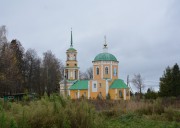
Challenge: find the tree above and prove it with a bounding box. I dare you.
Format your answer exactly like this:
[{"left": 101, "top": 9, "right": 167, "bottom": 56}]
[
  {"left": 159, "top": 63, "right": 180, "bottom": 97},
  {"left": 23, "top": 49, "right": 42, "bottom": 94},
  {"left": 0, "top": 25, "right": 8, "bottom": 96},
  {"left": 41, "top": 51, "right": 63, "bottom": 96},
  {"left": 0, "top": 39, "right": 25, "bottom": 95},
  {"left": 131, "top": 74, "right": 145, "bottom": 99},
  {"left": 9, "top": 39, "right": 25, "bottom": 93},
  {"left": 80, "top": 67, "right": 93, "bottom": 80},
  {"left": 144, "top": 88, "right": 158, "bottom": 99}
]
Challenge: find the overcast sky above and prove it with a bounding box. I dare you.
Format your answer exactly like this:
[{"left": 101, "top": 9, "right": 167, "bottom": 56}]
[{"left": 1, "top": 0, "right": 180, "bottom": 92}]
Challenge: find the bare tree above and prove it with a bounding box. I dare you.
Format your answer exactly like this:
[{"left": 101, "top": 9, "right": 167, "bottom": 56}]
[
  {"left": 23, "top": 49, "right": 41, "bottom": 93},
  {"left": 131, "top": 73, "right": 145, "bottom": 99},
  {"left": 0, "top": 25, "right": 7, "bottom": 45},
  {"left": 80, "top": 67, "right": 93, "bottom": 80}
]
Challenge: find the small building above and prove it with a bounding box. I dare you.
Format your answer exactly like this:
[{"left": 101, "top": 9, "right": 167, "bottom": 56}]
[{"left": 3, "top": 93, "right": 35, "bottom": 102}]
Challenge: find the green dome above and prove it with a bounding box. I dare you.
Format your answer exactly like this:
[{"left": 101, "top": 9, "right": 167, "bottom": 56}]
[
  {"left": 67, "top": 47, "right": 76, "bottom": 51},
  {"left": 94, "top": 53, "right": 117, "bottom": 62}
]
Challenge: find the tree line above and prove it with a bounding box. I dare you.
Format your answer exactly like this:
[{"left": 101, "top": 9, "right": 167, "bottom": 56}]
[
  {"left": 132, "top": 63, "right": 180, "bottom": 99},
  {"left": 1, "top": 25, "right": 179, "bottom": 98},
  {"left": 0, "top": 25, "right": 93, "bottom": 97},
  {"left": 0, "top": 25, "right": 63, "bottom": 96}
]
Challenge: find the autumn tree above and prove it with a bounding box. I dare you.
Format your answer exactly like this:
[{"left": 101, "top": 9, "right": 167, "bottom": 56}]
[
  {"left": 0, "top": 26, "right": 8, "bottom": 95},
  {"left": 23, "top": 49, "right": 42, "bottom": 94},
  {"left": 41, "top": 51, "right": 63, "bottom": 96},
  {"left": 131, "top": 73, "right": 145, "bottom": 99}
]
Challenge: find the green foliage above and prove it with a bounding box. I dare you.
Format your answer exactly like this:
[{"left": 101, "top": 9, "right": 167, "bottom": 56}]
[
  {"left": 0, "top": 111, "right": 6, "bottom": 128},
  {"left": 160, "top": 63, "right": 180, "bottom": 97},
  {"left": 144, "top": 88, "right": 158, "bottom": 99},
  {"left": 119, "top": 112, "right": 140, "bottom": 123},
  {"left": 107, "top": 114, "right": 180, "bottom": 128},
  {"left": 10, "top": 118, "right": 18, "bottom": 128}
]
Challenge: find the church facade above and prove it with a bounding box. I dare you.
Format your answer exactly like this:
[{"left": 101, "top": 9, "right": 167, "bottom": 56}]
[{"left": 60, "top": 31, "right": 130, "bottom": 100}]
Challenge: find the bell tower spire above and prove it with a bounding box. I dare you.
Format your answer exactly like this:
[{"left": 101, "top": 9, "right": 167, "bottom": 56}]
[{"left": 70, "top": 28, "right": 73, "bottom": 47}]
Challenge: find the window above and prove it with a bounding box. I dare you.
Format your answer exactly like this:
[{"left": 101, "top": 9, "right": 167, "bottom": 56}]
[
  {"left": 94, "top": 84, "right": 96, "bottom": 88},
  {"left": 105, "top": 67, "right": 108, "bottom": 74},
  {"left": 67, "top": 64, "right": 69, "bottom": 66},
  {"left": 119, "top": 90, "right": 123, "bottom": 98},
  {"left": 113, "top": 68, "right": 117, "bottom": 76},
  {"left": 99, "top": 83, "right": 102, "bottom": 88},
  {"left": 75, "top": 64, "right": 77, "bottom": 66},
  {"left": 96, "top": 67, "right": 99, "bottom": 75}
]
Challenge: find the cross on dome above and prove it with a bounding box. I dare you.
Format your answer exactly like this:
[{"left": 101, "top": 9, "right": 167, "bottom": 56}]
[{"left": 103, "top": 35, "right": 108, "bottom": 53}]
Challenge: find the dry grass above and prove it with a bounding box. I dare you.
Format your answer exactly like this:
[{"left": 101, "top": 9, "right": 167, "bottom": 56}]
[{"left": 0, "top": 95, "right": 179, "bottom": 128}]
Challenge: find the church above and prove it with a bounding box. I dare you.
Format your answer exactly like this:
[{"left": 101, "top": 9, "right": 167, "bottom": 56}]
[{"left": 60, "top": 30, "right": 130, "bottom": 100}]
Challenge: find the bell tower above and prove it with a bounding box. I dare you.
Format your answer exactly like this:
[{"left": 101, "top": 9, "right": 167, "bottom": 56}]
[{"left": 64, "top": 29, "right": 79, "bottom": 80}]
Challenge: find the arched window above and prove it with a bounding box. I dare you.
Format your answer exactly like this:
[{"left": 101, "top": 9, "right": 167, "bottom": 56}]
[
  {"left": 96, "top": 67, "right": 99, "bottom": 75},
  {"left": 105, "top": 67, "right": 108, "bottom": 74}
]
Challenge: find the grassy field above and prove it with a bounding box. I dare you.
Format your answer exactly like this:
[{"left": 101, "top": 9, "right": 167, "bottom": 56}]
[{"left": 0, "top": 94, "right": 180, "bottom": 128}]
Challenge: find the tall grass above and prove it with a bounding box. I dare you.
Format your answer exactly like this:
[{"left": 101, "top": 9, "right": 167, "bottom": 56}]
[
  {"left": 0, "top": 95, "right": 179, "bottom": 128},
  {"left": 0, "top": 94, "right": 106, "bottom": 128}
]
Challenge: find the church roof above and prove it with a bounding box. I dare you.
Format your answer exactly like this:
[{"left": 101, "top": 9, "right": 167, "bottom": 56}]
[
  {"left": 69, "top": 80, "right": 88, "bottom": 90},
  {"left": 93, "top": 52, "right": 118, "bottom": 62},
  {"left": 110, "top": 79, "right": 129, "bottom": 89},
  {"left": 67, "top": 47, "right": 76, "bottom": 51}
]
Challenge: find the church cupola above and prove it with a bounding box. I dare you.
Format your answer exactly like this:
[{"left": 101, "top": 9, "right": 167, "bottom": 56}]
[{"left": 92, "top": 36, "right": 119, "bottom": 80}]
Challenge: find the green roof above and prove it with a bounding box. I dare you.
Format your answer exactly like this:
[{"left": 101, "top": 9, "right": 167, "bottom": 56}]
[
  {"left": 94, "top": 53, "right": 117, "bottom": 62},
  {"left": 69, "top": 80, "right": 88, "bottom": 90},
  {"left": 110, "top": 79, "right": 129, "bottom": 89},
  {"left": 67, "top": 47, "right": 76, "bottom": 51}
]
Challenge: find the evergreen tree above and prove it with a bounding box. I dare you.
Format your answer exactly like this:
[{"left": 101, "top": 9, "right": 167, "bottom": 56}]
[
  {"left": 172, "top": 63, "right": 180, "bottom": 96},
  {"left": 144, "top": 88, "right": 158, "bottom": 99},
  {"left": 159, "top": 63, "right": 180, "bottom": 97}
]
